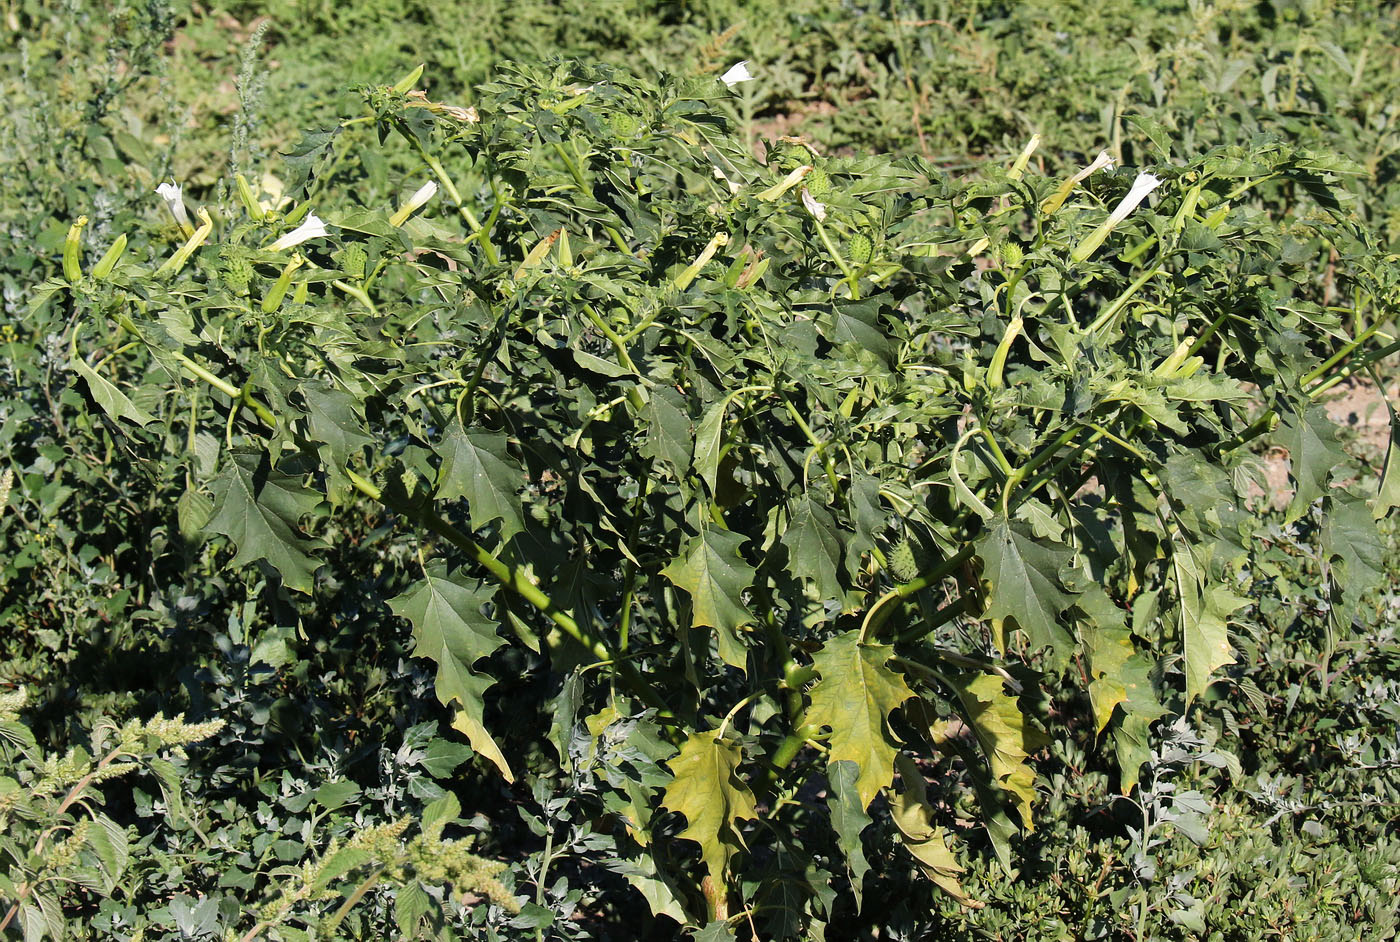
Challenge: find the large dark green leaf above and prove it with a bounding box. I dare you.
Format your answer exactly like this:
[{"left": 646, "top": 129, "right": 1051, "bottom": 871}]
[
  {"left": 780, "top": 496, "right": 844, "bottom": 602},
  {"left": 826, "top": 760, "right": 872, "bottom": 909},
  {"left": 435, "top": 420, "right": 526, "bottom": 541},
  {"left": 389, "top": 563, "right": 511, "bottom": 779},
  {"left": 301, "top": 380, "right": 373, "bottom": 494},
  {"left": 1277, "top": 402, "right": 1346, "bottom": 521},
  {"left": 661, "top": 528, "right": 755, "bottom": 670},
  {"left": 976, "top": 518, "right": 1075, "bottom": 664},
  {"left": 207, "top": 449, "right": 325, "bottom": 593}
]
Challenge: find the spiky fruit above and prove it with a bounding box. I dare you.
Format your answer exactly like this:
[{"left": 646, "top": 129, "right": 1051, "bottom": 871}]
[
  {"left": 889, "top": 537, "right": 919, "bottom": 583},
  {"left": 609, "top": 112, "right": 640, "bottom": 139},
  {"left": 805, "top": 168, "right": 832, "bottom": 199},
  {"left": 848, "top": 232, "right": 873, "bottom": 264},
  {"left": 223, "top": 254, "right": 254, "bottom": 293},
  {"left": 338, "top": 243, "right": 367, "bottom": 279}
]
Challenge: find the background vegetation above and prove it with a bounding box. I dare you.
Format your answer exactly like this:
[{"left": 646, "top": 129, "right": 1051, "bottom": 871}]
[{"left": 1, "top": 0, "right": 1398, "bottom": 938}]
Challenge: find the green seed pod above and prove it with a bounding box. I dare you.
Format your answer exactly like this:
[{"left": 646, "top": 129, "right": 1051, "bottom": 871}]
[
  {"left": 999, "top": 241, "right": 1024, "bottom": 269},
  {"left": 338, "top": 243, "right": 367, "bottom": 280},
  {"left": 848, "top": 232, "right": 873, "bottom": 264},
  {"left": 889, "top": 537, "right": 919, "bottom": 583},
  {"left": 223, "top": 253, "right": 254, "bottom": 293},
  {"left": 91, "top": 234, "right": 128, "bottom": 281},
  {"left": 805, "top": 168, "right": 831, "bottom": 200},
  {"left": 609, "top": 112, "right": 640, "bottom": 139}
]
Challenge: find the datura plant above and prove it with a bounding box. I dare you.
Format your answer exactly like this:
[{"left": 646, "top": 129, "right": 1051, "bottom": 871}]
[{"left": 44, "top": 59, "right": 1398, "bottom": 932}]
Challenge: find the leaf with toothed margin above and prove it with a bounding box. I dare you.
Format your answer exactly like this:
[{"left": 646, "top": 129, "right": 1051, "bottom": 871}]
[
  {"left": 976, "top": 517, "right": 1076, "bottom": 666},
  {"left": 807, "top": 630, "right": 915, "bottom": 810},
  {"left": 389, "top": 563, "right": 512, "bottom": 780},
  {"left": 207, "top": 449, "right": 325, "bottom": 593},
  {"left": 435, "top": 420, "right": 526, "bottom": 541},
  {"left": 660, "top": 730, "right": 756, "bottom": 887},
  {"left": 661, "top": 527, "right": 755, "bottom": 670}
]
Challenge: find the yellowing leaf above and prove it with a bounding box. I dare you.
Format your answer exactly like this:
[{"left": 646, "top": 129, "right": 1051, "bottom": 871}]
[
  {"left": 660, "top": 730, "right": 757, "bottom": 886},
  {"left": 1173, "top": 542, "right": 1247, "bottom": 703},
  {"left": 889, "top": 754, "right": 980, "bottom": 907},
  {"left": 949, "top": 673, "right": 1047, "bottom": 830},
  {"left": 807, "top": 631, "right": 915, "bottom": 810}
]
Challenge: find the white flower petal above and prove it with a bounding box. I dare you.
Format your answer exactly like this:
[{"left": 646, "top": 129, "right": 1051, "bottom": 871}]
[
  {"left": 268, "top": 213, "right": 329, "bottom": 251},
  {"left": 720, "top": 61, "right": 754, "bottom": 87},
  {"left": 1071, "top": 151, "right": 1115, "bottom": 185},
  {"left": 408, "top": 180, "right": 438, "bottom": 205},
  {"left": 156, "top": 181, "right": 191, "bottom": 230},
  {"left": 800, "top": 187, "right": 827, "bottom": 221},
  {"left": 1107, "top": 171, "right": 1163, "bottom": 226}
]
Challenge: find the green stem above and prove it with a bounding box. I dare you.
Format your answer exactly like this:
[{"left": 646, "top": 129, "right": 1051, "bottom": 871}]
[
  {"left": 860, "top": 545, "right": 977, "bottom": 642},
  {"left": 551, "top": 140, "right": 629, "bottom": 254},
  {"left": 175, "top": 353, "right": 277, "bottom": 428},
  {"left": 418, "top": 150, "right": 481, "bottom": 232},
  {"left": 894, "top": 595, "right": 976, "bottom": 645},
  {"left": 1306, "top": 336, "right": 1400, "bottom": 394},
  {"left": 781, "top": 396, "right": 842, "bottom": 497},
  {"left": 331, "top": 280, "right": 378, "bottom": 315},
  {"left": 476, "top": 177, "right": 505, "bottom": 266},
  {"left": 1001, "top": 424, "right": 1085, "bottom": 514},
  {"left": 581, "top": 304, "right": 647, "bottom": 411},
  {"left": 321, "top": 866, "right": 385, "bottom": 934},
  {"left": 813, "top": 217, "right": 859, "bottom": 299},
  {"left": 1086, "top": 263, "right": 1165, "bottom": 336},
  {"left": 978, "top": 423, "right": 1015, "bottom": 476}
]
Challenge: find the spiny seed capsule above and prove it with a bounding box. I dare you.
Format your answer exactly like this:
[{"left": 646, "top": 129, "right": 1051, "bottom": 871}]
[
  {"left": 889, "top": 537, "right": 919, "bottom": 583},
  {"left": 223, "top": 255, "right": 254, "bottom": 292},
  {"left": 339, "top": 243, "right": 367, "bottom": 279},
  {"left": 609, "top": 112, "right": 640, "bottom": 138},
  {"left": 999, "top": 242, "right": 1024, "bottom": 268},
  {"left": 805, "top": 168, "right": 832, "bottom": 199},
  {"left": 848, "top": 232, "right": 873, "bottom": 264}
]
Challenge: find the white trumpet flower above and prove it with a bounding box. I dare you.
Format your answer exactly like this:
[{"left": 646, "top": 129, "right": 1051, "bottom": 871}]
[
  {"left": 1106, "top": 171, "right": 1163, "bottom": 226},
  {"left": 156, "top": 182, "right": 193, "bottom": 236},
  {"left": 800, "top": 187, "right": 827, "bottom": 221},
  {"left": 720, "top": 61, "right": 754, "bottom": 88},
  {"left": 1041, "top": 151, "right": 1115, "bottom": 215},
  {"left": 1071, "top": 171, "right": 1164, "bottom": 262},
  {"left": 267, "top": 213, "right": 329, "bottom": 251},
  {"left": 390, "top": 180, "right": 439, "bottom": 227},
  {"left": 1073, "top": 151, "right": 1116, "bottom": 185}
]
